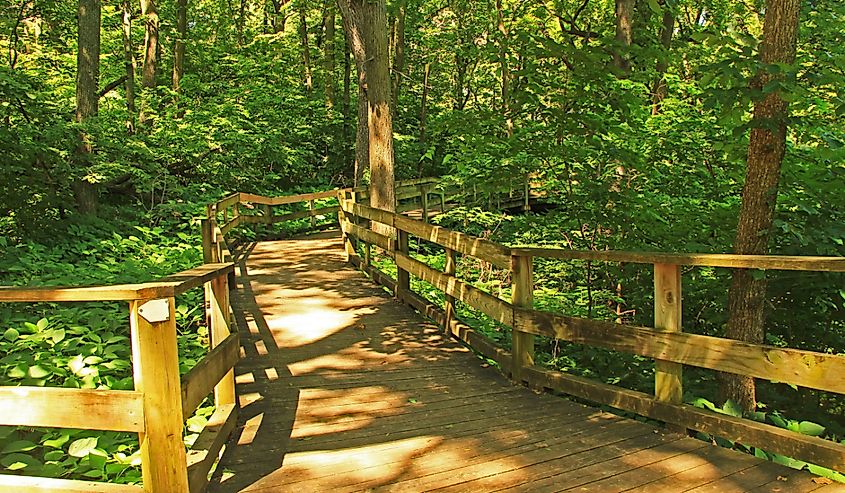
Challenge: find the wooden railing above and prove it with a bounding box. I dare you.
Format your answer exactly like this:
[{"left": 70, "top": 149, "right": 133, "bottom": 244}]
[
  {"left": 204, "top": 176, "right": 535, "bottom": 237},
  {"left": 336, "top": 197, "right": 845, "bottom": 475},
  {"left": 0, "top": 263, "right": 237, "bottom": 493}
]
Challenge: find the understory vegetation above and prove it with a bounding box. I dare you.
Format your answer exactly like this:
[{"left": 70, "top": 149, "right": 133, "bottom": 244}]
[{"left": 2, "top": 0, "right": 844, "bottom": 485}]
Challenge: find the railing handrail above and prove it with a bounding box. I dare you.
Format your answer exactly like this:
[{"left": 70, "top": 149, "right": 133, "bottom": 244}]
[{"left": 0, "top": 263, "right": 234, "bottom": 302}]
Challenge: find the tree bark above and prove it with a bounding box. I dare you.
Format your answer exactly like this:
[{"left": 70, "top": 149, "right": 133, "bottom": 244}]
[
  {"left": 651, "top": 5, "right": 674, "bottom": 114},
  {"left": 496, "top": 0, "right": 512, "bottom": 136},
  {"left": 139, "top": 0, "right": 158, "bottom": 125},
  {"left": 717, "top": 0, "right": 801, "bottom": 414},
  {"left": 342, "top": 33, "right": 352, "bottom": 177},
  {"left": 613, "top": 0, "right": 634, "bottom": 75},
  {"left": 74, "top": 0, "right": 100, "bottom": 214},
  {"left": 299, "top": 4, "right": 313, "bottom": 93},
  {"left": 172, "top": 0, "right": 187, "bottom": 117},
  {"left": 237, "top": 0, "right": 247, "bottom": 44},
  {"left": 419, "top": 62, "right": 430, "bottom": 145},
  {"left": 360, "top": 0, "right": 395, "bottom": 217},
  {"left": 121, "top": 0, "right": 136, "bottom": 132},
  {"left": 390, "top": 0, "right": 405, "bottom": 116},
  {"left": 323, "top": 3, "right": 336, "bottom": 109},
  {"left": 337, "top": 0, "right": 394, "bottom": 216},
  {"left": 337, "top": 0, "right": 368, "bottom": 186}
]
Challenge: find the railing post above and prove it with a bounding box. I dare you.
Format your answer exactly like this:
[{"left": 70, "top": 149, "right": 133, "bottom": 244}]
[
  {"left": 201, "top": 219, "right": 213, "bottom": 264},
  {"left": 210, "top": 275, "right": 236, "bottom": 408},
  {"left": 444, "top": 247, "right": 457, "bottom": 333},
  {"left": 523, "top": 175, "right": 531, "bottom": 211},
  {"left": 511, "top": 253, "right": 535, "bottom": 382},
  {"left": 309, "top": 199, "right": 315, "bottom": 229},
  {"left": 654, "top": 263, "right": 683, "bottom": 405},
  {"left": 396, "top": 229, "right": 410, "bottom": 297},
  {"left": 130, "top": 296, "right": 189, "bottom": 493},
  {"left": 420, "top": 186, "right": 429, "bottom": 223},
  {"left": 337, "top": 191, "right": 355, "bottom": 262}
]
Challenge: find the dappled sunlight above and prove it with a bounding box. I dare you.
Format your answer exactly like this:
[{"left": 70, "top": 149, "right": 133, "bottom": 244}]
[
  {"left": 232, "top": 436, "right": 444, "bottom": 492},
  {"left": 265, "top": 307, "right": 357, "bottom": 348},
  {"left": 289, "top": 386, "right": 409, "bottom": 438},
  {"left": 288, "top": 345, "right": 412, "bottom": 375}
]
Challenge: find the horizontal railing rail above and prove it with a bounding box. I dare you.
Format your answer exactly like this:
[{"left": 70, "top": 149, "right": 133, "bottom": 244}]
[{"left": 336, "top": 198, "right": 845, "bottom": 474}]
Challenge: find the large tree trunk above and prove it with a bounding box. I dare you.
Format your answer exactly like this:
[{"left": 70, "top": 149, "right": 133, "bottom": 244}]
[
  {"left": 299, "top": 4, "right": 313, "bottom": 93},
  {"left": 337, "top": 0, "right": 395, "bottom": 216},
  {"left": 121, "top": 0, "right": 136, "bottom": 133},
  {"left": 651, "top": 5, "right": 674, "bottom": 114},
  {"left": 717, "top": 0, "right": 801, "bottom": 414},
  {"left": 613, "top": 0, "right": 634, "bottom": 75},
  {"left": 173, "top": 0, "right": 187, "bottom": 94},
  {"left": 323, "top": 4, "right": 336, "bottom": 109},
  {"left": 139, "top": 0, "right": 158, "bottom": 125},
  {"left": 359, "top": 0, "right": 394, "bottom": 215},
  {"left": 74, "top": 0, "right": 100, "bottom": 214},
  {"left": 390, "top": 0, "right": 405, "bottom": 116}
]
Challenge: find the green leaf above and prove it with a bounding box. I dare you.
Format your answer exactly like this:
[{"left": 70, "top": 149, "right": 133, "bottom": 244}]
[
  {"left": 7, "top": 364, "right": 26, "bottom": 379},
  {"left": 2, "top": 440, "right": 38, "bottom": 454},
  {"left": 42, "top": 433, "right": 70, "bottom": 449},
  {"left": 722, "top": 399, "right": 743, "bottom": 417},
  {"left": 647, "top": 0, "right": 662, "bottom": 14},
  {"left": 68, "top": 437, "right": 99, "bottom": 458},
  {"left": 28, "top": 365, "right": 51, "bottom": 379},
  {"left": 1, "top": 453, "right": 41, "bottom": 471},
  {"left": 36, "top": 318, "right": 49, "bottom": 331},
  {"left": 797, "top": 421, "right": 826, "bottom": 437},
  {"left": 2, "top": 328, "right": 19, "bottom": 342}
]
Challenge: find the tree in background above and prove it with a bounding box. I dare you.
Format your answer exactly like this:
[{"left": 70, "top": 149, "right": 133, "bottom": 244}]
[
  {"left": 74, "top": 0, "right": 101, "bottom": 214},
  {"left": 718, "top": 0, "right": 802, "bottom": 413}
]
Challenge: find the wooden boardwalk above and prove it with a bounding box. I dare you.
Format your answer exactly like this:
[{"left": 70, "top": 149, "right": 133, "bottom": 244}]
[{"left": 210, "top": 232, "right": 843, "bottom": 493}]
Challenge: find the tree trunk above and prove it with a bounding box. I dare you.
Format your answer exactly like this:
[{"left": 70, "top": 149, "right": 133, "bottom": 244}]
[
  {"left": 651, "top": 5, "right": 674, "bottom": 114},
  {"left": 139, "top": 0, "right": 158, "bottom": 125},
  {"left": 172, "top": 0, "right": 187, "bottom": 117},
  {"left": 390, "top": 0, "right": 405, "bottom": 116},
  {"left": 237, "top": 0, "right": 247, "bottom": 44},
  {"left": 270, "top": 0, "right": 290, "bottom": 33},
  {"left": 613, "top": 0, "right": 634, "bottom": 75},
  {"left": 342, "top": 33, "right": 352, "bottom": 177},
  {"left": 337, "top": 0, "right": 394, "bottom": 216},
  {"left": 717, "top": 0, "right": 801, "bottom": 414},
  {"left": 299, "top": 4, "right": 313, "bottom": 93},
  {"left": 360, "top": 0, "right": 395, "bottom": 217},
  {"left": 496, "top": 0, "right": 512, "bottom": 136},
  {"left": 74, "top": 0, "right": 100, "bottom": 214},
  {"left": 419, "top": 62, "right": 430, "bottom": 145},
  {"left": 323, "top": 4, "right": 336, "bottom": 109},
  {"left": 337, "top": 0, "right": 368, "bottom": 186},
  {"left": 121, "top": 0, "right": 136, "bottom": 132}
]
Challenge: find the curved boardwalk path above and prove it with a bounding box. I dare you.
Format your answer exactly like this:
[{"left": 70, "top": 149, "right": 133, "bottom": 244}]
[{"left": 210, "top": 232, "right": 842, "bottom": 493}]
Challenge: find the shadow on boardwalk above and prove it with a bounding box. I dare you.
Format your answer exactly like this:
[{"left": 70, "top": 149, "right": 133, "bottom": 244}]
[{"left": 209, "top": 232, "right": 841, "bottom": 493}]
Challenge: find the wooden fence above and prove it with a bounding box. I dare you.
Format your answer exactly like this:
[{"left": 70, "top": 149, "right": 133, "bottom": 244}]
[
  {"left": 336, "top": 197, "right": 845, "bottom": 475},
  {"left": 0, "top": 262, "right": 237, "bottom": 493}
]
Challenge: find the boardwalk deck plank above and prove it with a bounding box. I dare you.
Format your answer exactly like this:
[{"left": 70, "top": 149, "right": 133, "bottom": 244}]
[{"left": 210, "top": 233, "right": 840, "bottom": 493}]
